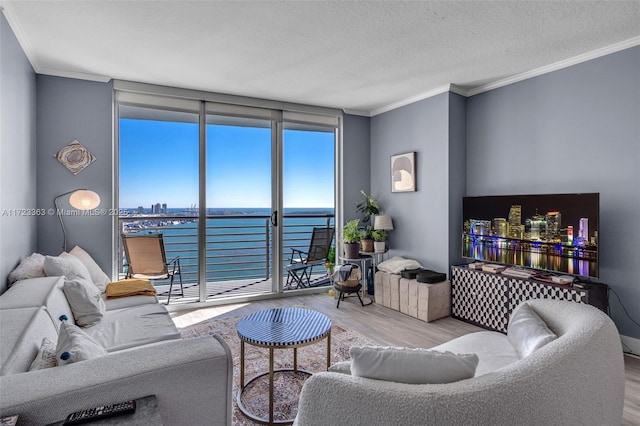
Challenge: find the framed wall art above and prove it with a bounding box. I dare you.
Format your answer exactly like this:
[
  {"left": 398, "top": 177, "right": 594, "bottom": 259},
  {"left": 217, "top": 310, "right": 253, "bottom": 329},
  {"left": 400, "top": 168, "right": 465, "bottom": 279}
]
[
  {"left": 54, "top": 140, "right": 96, "bottom": 175},
  {"left": 391, "top": 151, "right": 416, "bottom": 192}
]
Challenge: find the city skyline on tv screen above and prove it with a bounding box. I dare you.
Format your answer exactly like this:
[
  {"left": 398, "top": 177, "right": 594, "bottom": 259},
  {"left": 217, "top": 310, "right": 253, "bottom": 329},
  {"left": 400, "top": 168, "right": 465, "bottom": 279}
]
[{"left": 462, "top": 193, "right": 599, "bottom": 277}]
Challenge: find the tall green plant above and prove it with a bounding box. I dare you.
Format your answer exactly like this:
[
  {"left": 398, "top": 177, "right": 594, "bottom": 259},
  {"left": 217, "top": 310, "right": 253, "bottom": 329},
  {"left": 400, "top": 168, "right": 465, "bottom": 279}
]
[
  {"left": 342, "top": 219, "right": 361, "bottom": 244},
  {"left": 356, "top": 190, "right": 380, "bottom": 225}
]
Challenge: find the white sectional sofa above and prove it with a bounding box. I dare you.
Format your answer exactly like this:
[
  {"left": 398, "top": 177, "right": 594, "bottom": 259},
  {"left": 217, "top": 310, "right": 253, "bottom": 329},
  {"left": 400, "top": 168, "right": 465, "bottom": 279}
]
[
  {"left": 294, "top": 299, "right": 625, "bottom": 426},
  {"left": 0, "top": 276, "right": 233, "bottom": 425}
]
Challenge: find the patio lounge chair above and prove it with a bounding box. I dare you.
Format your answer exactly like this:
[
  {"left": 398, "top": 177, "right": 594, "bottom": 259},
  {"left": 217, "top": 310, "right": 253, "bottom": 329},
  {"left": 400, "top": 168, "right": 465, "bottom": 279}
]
[
  {"left": 285, "top": 227, "right": 335, "bottom": 289},
  {"left": 121, "top": 233, "right": 183, "bottom": 304}
]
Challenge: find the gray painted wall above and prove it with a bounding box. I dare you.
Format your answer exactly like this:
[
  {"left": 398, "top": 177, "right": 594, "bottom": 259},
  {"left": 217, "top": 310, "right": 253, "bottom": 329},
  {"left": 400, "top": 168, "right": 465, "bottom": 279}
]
[
  {"left": 448, "top": 92, "right": 467, "bottom": 268},
  {"left": 342, "top": 113, "right": 371, "bottom": 223},
  {"left": 0, "top": 14, "right": 37, "bottom": 293},
  {"left": 370, "top": 92, "right": 452, "bottom": 273},
  {"left": 466, "top": 46, "right": 640, "bottom": 338},
  {"left": 36, "top": 76, "right": 113, "bottom": 276}
]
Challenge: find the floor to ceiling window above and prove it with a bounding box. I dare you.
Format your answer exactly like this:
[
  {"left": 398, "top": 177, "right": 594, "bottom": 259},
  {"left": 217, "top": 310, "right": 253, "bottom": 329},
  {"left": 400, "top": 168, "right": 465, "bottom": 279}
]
[{"left": 115, "top": 88, "right": 340, "bottom": 304}]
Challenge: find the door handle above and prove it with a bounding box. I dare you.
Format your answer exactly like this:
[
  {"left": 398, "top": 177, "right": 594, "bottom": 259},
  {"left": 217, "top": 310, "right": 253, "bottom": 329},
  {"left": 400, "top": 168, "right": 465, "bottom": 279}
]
[{"left": 271, "top": 210, "right": 278, "bottom": 227}]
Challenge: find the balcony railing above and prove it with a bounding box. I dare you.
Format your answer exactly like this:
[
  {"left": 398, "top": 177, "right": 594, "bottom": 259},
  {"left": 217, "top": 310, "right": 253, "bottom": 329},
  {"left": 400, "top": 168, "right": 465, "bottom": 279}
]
[{"left": 118, "top": 213, "right": 334, "bottom": 293}]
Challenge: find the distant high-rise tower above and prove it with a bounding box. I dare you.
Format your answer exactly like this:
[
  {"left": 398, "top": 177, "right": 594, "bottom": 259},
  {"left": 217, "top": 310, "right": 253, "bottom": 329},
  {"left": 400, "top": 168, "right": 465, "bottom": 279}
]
[
  {"left": 579, "top": 218, "right": 589, "bottom": 240},
  {"left": 155, "top": 203, "right": 161, "bottom": 214},
  {"left": 508, "top": 205, "right": 523, "bottom": 239},
  {"left": 494, "top": 218, "right": 508, "bottom": 237},
  {"left": 162, "top": 203, "right": 168, "bottom": 214},
  {"left": 545, "top": 211, "right": 561, "bottom": 240}
]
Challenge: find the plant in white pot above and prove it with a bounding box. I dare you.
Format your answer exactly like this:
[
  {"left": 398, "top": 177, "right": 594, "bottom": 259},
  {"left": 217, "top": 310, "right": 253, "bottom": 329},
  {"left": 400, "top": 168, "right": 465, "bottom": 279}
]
[
  {"left": 372, "top": 229, "right": 387, "bottom": 253},
  {"left": 342, "top": 219, "right": 361, "bottom": 259}
]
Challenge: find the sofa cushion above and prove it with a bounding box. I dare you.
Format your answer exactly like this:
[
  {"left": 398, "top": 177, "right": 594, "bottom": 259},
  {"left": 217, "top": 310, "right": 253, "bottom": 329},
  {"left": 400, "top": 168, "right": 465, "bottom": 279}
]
[
  {"left": 69, "top": 246, "right": 111, "bottom": 292},
  {"left": 63, "top": 278, "right": 106, "bottom": 327},
  {"left": 56, "top": 320, "right": 108, "bottom": 365},
  {"left": 0, "top": 307, "right": 58, "bottom": 375},
  {"left": 349, "top": 345, "right": 478, "bottom": 384},
  {"left": 7, "top": 253, "right": 46, "bottom": 286},
  {"left": 432, "top": 330, "right": 520, "bottom": 376},
  {"left": 508, "top": 302, "right": 557, "bottom": 358},
  {"left": 28, "top": 337, "right": 57, "bottom": 371},
  {"left": 0, "top": 276, "right": 75, "bottom": 327},
  {"left": 44, "top": 252, "right": 92, "bottom": 283},
  {"left": 85, "top": 304, "right": 181, "bottom": 352}
]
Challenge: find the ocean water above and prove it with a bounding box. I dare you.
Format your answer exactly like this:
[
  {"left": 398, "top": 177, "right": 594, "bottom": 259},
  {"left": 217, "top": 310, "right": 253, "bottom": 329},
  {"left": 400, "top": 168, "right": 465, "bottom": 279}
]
[{"left": 122, "top": 207, "right": 335, "bottom": 285}]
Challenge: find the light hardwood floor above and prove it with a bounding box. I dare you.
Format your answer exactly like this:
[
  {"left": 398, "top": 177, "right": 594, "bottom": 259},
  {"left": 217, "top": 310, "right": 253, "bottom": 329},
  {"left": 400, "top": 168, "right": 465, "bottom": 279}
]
[{"left": 171, "top": 293, "right": 640, "bottom": 425}]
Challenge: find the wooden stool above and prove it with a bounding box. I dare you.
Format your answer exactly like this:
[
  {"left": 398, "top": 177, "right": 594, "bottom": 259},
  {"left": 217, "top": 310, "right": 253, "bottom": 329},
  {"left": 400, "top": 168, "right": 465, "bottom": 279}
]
[{"left": 334, "top": 280, "right": 364, "bottom": 308}]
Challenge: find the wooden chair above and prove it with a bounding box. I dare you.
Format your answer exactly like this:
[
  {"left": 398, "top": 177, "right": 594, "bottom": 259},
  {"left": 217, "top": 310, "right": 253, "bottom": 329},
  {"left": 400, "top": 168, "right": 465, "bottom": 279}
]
[{"left": 121, "top": 233, "right": 183, "bottom": 304}]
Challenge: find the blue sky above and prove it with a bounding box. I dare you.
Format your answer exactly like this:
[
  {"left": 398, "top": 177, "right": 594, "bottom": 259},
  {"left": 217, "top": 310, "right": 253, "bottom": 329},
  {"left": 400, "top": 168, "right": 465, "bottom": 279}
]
[{"left": 119, "top": 119, "right": 335, "bottom": 209}]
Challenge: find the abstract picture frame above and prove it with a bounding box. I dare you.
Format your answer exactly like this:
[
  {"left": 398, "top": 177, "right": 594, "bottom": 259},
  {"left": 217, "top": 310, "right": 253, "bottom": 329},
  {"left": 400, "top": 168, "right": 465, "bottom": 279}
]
[{"left": 391, "top": 151, "right": 416, "bottom": 192}]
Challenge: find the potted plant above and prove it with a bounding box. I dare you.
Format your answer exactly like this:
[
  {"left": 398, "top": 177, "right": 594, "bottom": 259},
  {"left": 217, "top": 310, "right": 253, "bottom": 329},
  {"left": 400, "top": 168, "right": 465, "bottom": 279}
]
[
  {"left": 342, "top": 219, "right": 361, "bottom": 259},
  {"left": 324, "top": 246, "right": 335, "bottom": 274},
  {"left": 372, "top": 229, "right": 387, "bottom": 252},
  {"left": 356, "top": 190, "right": 380, "bottom": 252}
]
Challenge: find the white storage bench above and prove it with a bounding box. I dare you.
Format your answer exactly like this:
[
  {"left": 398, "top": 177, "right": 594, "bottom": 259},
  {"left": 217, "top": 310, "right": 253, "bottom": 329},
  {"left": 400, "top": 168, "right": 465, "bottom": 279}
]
[{"left": 374, "top": 271, "right": 451, "bottom": 322}]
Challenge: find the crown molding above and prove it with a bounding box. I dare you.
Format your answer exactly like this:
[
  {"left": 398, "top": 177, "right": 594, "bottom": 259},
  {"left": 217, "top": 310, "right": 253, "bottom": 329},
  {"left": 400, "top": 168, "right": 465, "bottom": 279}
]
[
  {"left": 370, "top": 36, "right": 640, "bottom": 115},
  {"left": 370, "top": 84, "right": 455, "bottom": 117},
  {"left": 37, "top": 67, "right": 111, "bottom": 83},
  {"left": 1, "top": 2, "right": 39, "bottom": 71},
  {"left": 466, "top": 36, "right": 640, "bottom": 97},
  {"left": 342, "top": 109, "right": 371, "bottom": 117}
]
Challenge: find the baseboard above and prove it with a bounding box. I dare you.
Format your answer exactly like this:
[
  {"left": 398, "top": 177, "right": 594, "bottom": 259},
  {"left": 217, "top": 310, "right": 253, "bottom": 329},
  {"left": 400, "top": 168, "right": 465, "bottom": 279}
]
[{"left": 621, "top": 335, "right": 640, "bottom": 357}]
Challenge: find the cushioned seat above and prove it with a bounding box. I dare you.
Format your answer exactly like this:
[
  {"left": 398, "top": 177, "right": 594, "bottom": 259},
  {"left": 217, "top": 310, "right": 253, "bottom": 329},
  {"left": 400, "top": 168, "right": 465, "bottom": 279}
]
[
  {"left": 0, "top": 307, "right": 58, "bottom": 375},
  {"left": 85, "top": 304, "right": 181, "bottom": 352}
]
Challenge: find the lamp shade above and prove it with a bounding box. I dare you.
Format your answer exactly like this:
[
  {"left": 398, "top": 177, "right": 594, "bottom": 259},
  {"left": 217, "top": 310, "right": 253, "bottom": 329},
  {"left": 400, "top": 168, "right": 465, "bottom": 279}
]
[
  {"left": 69, "top": 190, "right": 101, "bottom": 210},
  {"left": 374, "top": 215, "right": 394, "bottom": 231}
]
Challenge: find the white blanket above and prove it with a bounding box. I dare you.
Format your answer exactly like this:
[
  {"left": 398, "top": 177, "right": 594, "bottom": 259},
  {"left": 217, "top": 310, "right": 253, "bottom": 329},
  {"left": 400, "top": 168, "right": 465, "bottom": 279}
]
[{"left": 377, "top": 256, "right": 422, "bottom": 274}]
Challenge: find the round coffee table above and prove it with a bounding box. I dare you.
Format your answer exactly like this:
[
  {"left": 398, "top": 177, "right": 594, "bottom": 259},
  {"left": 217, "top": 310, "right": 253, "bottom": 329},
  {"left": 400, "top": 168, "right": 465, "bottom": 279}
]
[{"left": 236, "top": 307, "right": 332, "bottom": 425}]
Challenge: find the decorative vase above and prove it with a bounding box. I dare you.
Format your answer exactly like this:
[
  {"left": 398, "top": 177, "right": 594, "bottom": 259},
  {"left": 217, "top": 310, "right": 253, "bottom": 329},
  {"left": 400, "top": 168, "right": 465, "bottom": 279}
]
[
  {"left": 344, "top": 242, "right": 360, "bottom": 259},
  {"left": 361, "top": 238, "right": 374, "bottom": 253},
  {"left": 374, "top": 241, "right": 386, "bottom": 252}
]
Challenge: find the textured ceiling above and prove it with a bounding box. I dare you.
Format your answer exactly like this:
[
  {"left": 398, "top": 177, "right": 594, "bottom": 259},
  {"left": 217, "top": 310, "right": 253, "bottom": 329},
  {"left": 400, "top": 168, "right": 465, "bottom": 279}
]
[{"left": 3, "top": 1, "right": 640, "bottom": 115}]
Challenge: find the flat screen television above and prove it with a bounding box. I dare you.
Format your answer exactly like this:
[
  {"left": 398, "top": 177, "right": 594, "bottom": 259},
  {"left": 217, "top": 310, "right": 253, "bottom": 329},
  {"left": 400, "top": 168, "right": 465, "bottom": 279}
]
[{"left": 462, "top": 193, "right": 599, "bottom": 278}]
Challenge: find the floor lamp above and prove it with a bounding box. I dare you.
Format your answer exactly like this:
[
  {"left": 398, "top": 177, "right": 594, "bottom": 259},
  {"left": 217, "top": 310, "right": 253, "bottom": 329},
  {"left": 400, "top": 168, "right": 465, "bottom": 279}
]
[{"left": 55, "top": 189, "right": 101, "bottom": 252}]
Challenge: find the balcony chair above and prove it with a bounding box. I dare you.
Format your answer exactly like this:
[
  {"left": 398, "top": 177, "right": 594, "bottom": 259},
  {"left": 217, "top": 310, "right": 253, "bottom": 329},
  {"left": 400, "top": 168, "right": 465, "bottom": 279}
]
[
  {"left": 285, "top": 227, "right": 335, "bottom": 289},
  {"left": 121, "top": 233, "right": 183, "bottom": 304}
]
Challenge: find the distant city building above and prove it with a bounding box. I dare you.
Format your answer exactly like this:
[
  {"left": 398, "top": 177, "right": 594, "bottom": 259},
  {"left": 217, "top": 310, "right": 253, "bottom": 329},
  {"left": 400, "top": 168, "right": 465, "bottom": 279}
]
[
  {"left": 137, "top": 206, "right": 144, "bottom": 214},
  {"left": 469, "top": 219, "right": 491, "bottom": 235},
  {"left": 579, "top": 218, "right": 589, "bottom": 241},
  {"left": 154, "top": 203, "right": 161, "bottom": 214},
  {"left": 493, "top": 218, "right": 507, "bottom": 237},
  {"left": 545, "top": 211, "right": 561, "bottom": 241},
  {"left": 526, "top": 214, "right": 546, "bottom": 240},
  {"left": 507, "top": 205, "right": 523, "bottom": 239},
  {"left": 162, "top": 203, "right": 168, "bottom": 214}
]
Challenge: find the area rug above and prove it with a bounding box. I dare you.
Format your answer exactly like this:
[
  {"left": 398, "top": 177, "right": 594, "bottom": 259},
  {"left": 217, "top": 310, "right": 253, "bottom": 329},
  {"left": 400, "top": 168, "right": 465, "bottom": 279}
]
[{"left": 178, "top": 314, "right": 375, "bottom": 425}]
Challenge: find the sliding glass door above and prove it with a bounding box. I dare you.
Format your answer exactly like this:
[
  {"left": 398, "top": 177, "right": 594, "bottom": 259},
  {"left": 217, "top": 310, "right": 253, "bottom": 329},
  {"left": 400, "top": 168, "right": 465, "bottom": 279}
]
[
  {"left": 282, "top": 123, "right": 336, "bottom": 290},
  {"left": 205, "top": 114, "right": 275, "bottom": 298},
  {"left": 116, "top": 89, "right": 339, "bottom": 304}
]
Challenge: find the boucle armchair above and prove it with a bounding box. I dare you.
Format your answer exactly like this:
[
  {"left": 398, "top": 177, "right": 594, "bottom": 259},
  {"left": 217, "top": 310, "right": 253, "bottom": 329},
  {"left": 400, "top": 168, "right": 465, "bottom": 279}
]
[{"left": 294, "top": 299, "right": 625, "bottom": 426}]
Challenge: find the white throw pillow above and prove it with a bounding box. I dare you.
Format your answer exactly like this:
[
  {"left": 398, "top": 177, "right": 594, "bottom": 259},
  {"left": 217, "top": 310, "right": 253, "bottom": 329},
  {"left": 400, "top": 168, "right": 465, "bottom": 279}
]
[
  {"left": 44, "top": 252, "right": 92, "bottom": 282},
  {"left": 7, "top": 253, "right": 46, "bottom": 286},
  {"left": 56, "top": 319, "right": 107, "bottom": 365},
  {"left": 69, "top": 246, "right": 110, "bottom": 292},
  {"left": 28, "top": 337, "right": 58, "bottom": 371},
  {"left": 377, "top": 256, "right": 423, "bottom": 274},
  {"left": 63, "top": 278, "right": 106, "bottom": 327},
  {"left": 349, "top": 346, "right": 478, "bottom": 384},
  {"left": 507, "top": 303, "right": 557, "bottom": 358}
]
